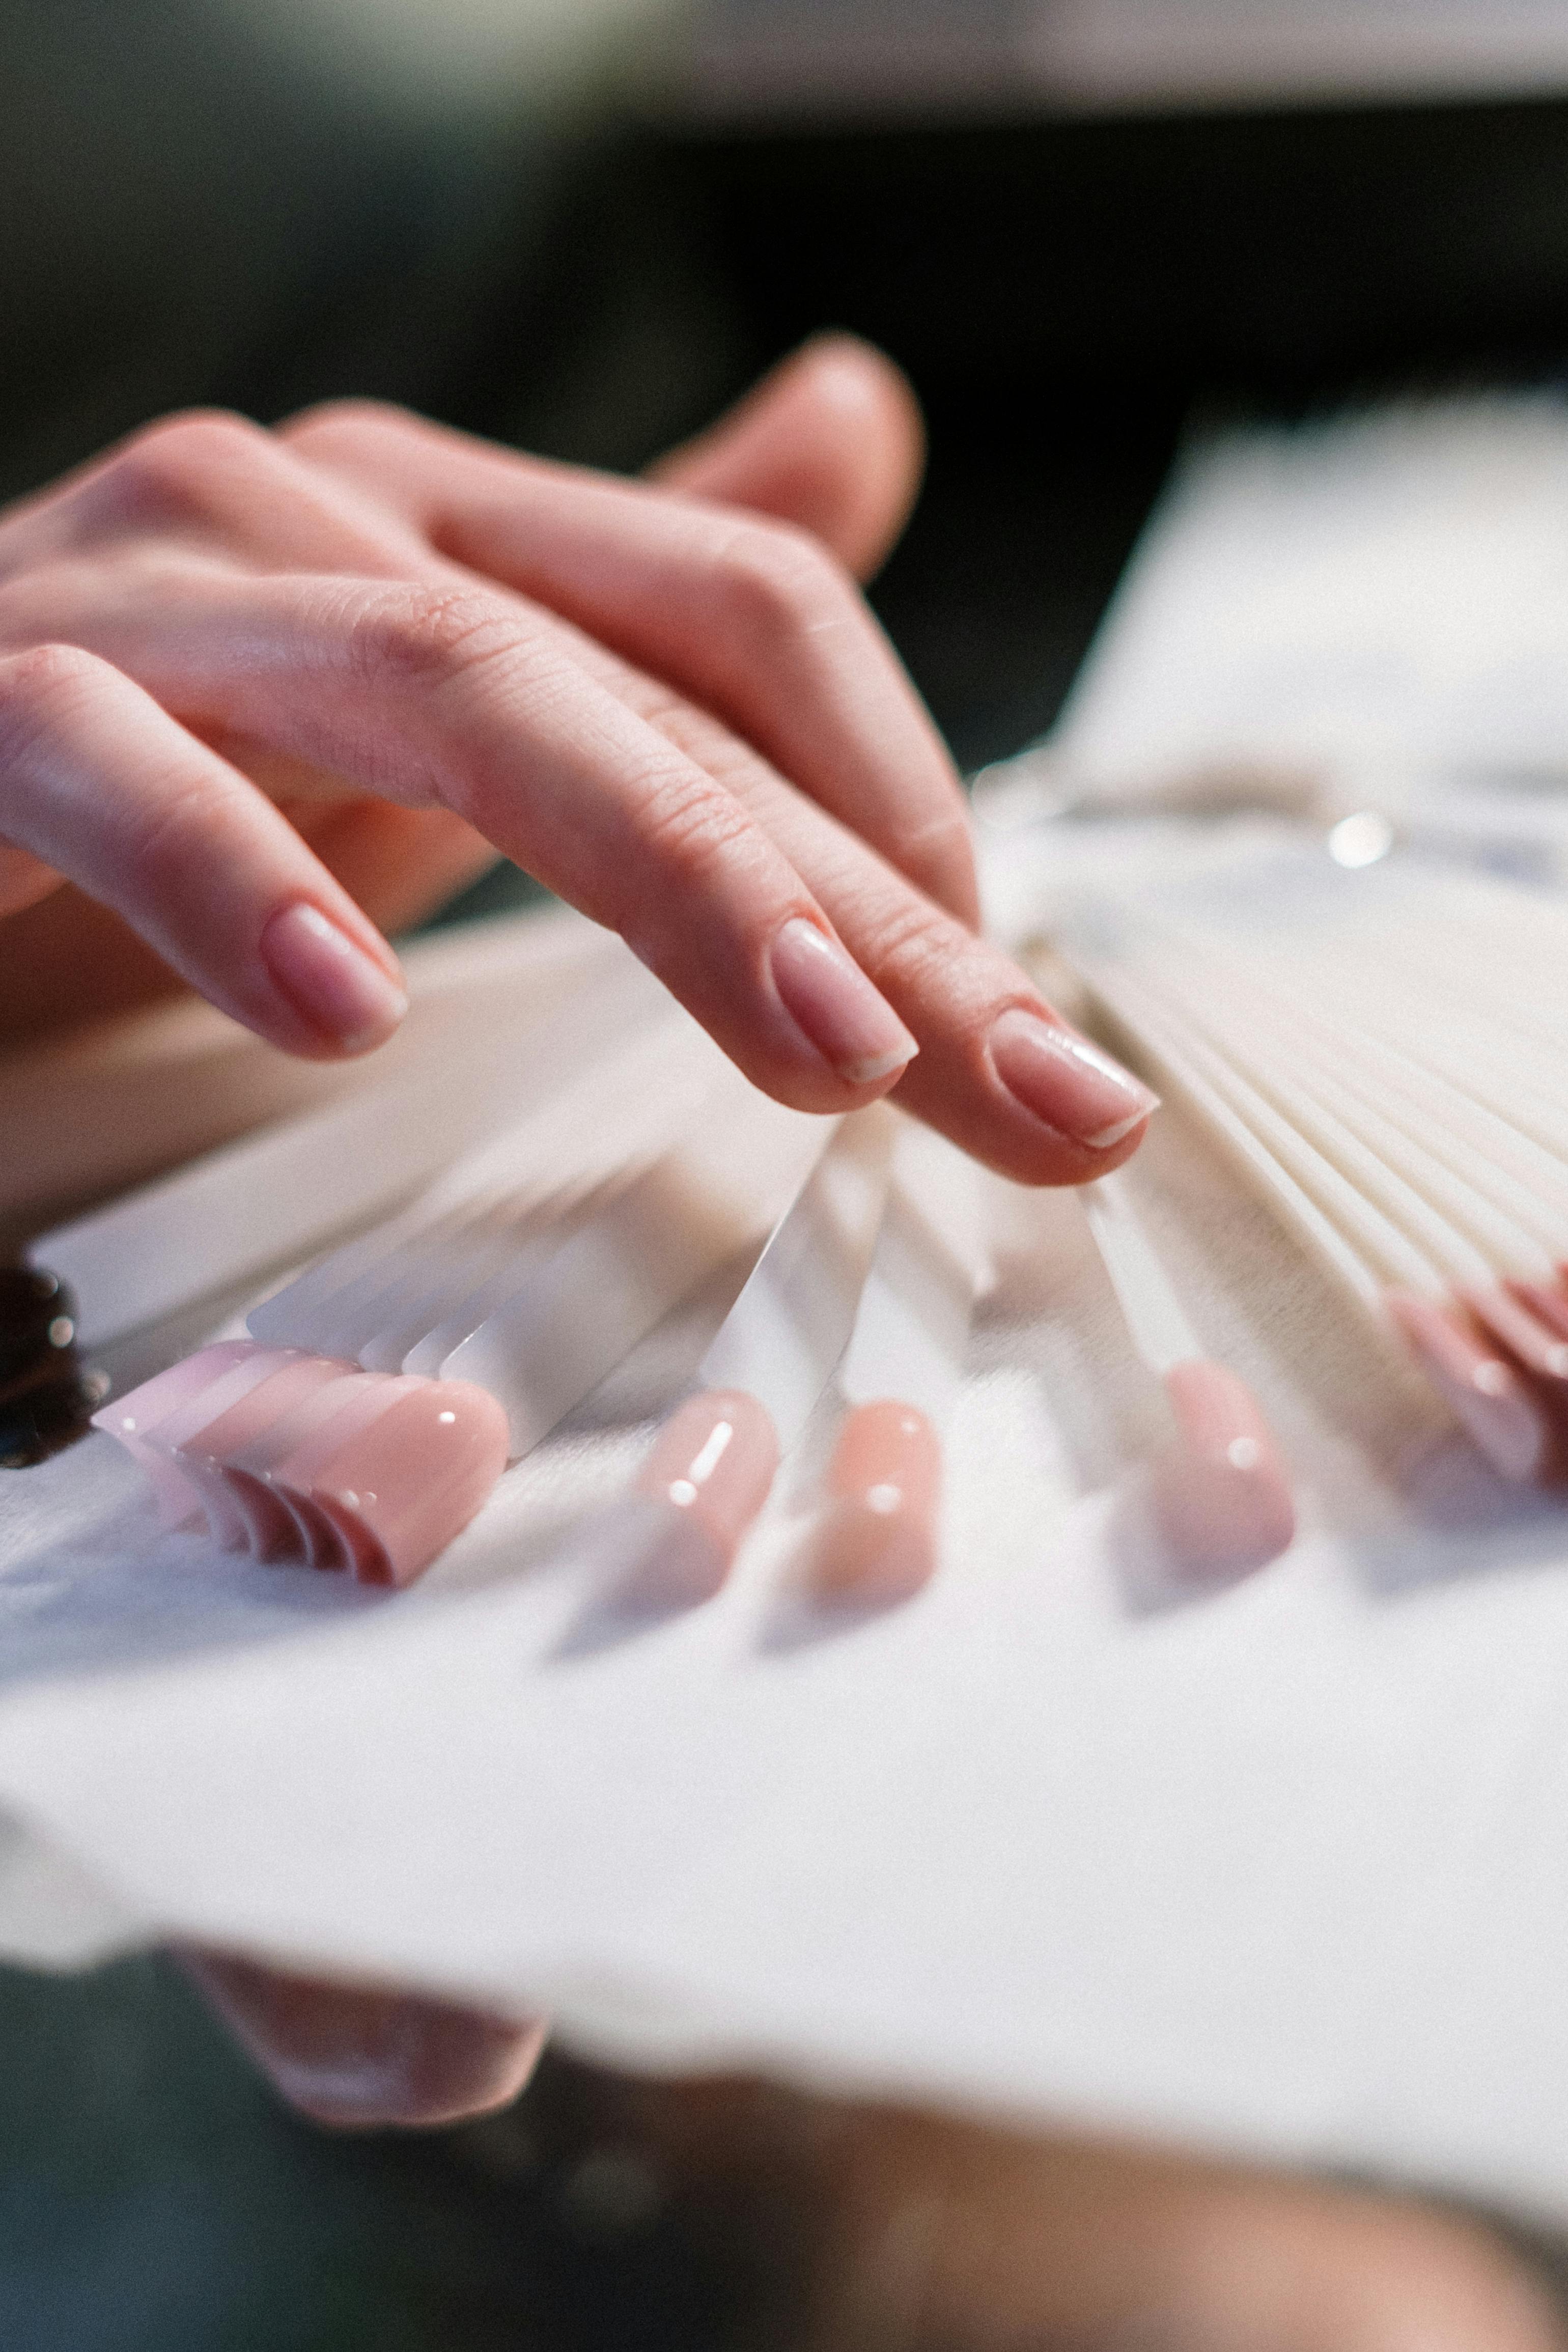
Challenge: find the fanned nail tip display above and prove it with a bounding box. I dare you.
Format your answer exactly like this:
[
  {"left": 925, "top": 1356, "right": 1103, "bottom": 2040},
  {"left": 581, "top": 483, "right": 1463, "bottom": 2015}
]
[
  {"left": 79, "top": 958, "right": 831, "bottom": 1588},
  {"left": 94, "top": 1346, "right": 509, "bottom": 1586},
  {"left": 1049, "top": 846, "right": 1568, "bottom": 1487},
  {"left": 23, "top": 406, "right": 1568, "bottom": 2222}
]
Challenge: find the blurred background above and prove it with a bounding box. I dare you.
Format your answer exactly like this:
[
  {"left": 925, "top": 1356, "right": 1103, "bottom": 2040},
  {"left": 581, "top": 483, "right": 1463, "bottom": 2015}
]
[{"left": 12, "top": 2, "right": 1568, "bottom": 2342}]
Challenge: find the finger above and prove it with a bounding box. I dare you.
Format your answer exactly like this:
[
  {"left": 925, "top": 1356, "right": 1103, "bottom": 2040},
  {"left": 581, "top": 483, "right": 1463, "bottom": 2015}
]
[
  {"left": 0, "top": 842, "right": 63, "bottom": 920},
  {"left": 212, "top": 738, "right": 502, "bottom": 935},
  {"left": 520, "top": 612, "right": 1156, "bottom": 1184},
  {"left": 66, "top": 577, "right": 918, "bottom": 1112},
  {"left": 0, "top": 644, "right": 409, "bottom": 1057},
  {"left": 648, "top": 333, "right": 926, "bottom": 584},
  {"left": 643, "top": 692, "right": 1157, "bottom": 1184},
  {"left": 281, "top": 403, "right": 978, "bottom": 926},
  {"left": 177, "top": 1947, "right": 546, "bottom": 2129}
]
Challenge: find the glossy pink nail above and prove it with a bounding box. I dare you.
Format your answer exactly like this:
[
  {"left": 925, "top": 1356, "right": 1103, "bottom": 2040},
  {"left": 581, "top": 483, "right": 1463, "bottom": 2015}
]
[
  {"left": 99, "top": 1343, "right": 509, "bottom": 1584},
  {"left": 1387, "top": 1292, "right": 1550, "bottom": 1483},
  {"left": 92, "top": 1341, "right": 259, "bottom": 1529},
  {"left": 296, "top": 1379, "right": 509, "bottom": 1586},
  {"left": 810, "top": 1400, "right": 941, "bottom": 1604},
  {"left": 1467, "top": 1285, "right": 1568, "bottom": 1383},
  {"left": 631, "top": 1389, "right": 780, "bottom": 1602},
  {"left": 1149, "top": 1361, "right": 1295, "bottom": 1581},
  {"left": 178, "top": 1357, "right": 361, "bottom": 1556},
  {"left": 988, "top": 1008, "right": 1159, "bottom": 1150},
  {"left": 260, "top": 903, "right": 408, "bottom": 1053},
  {"left": 768, "top": 917, "right": 917, "bottom": 1086}
]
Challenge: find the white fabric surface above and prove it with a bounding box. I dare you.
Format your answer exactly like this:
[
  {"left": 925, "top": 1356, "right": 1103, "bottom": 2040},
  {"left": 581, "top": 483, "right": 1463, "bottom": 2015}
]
[{"left": 0, "top": 1049, "right": 1564, "bottom": 2219}]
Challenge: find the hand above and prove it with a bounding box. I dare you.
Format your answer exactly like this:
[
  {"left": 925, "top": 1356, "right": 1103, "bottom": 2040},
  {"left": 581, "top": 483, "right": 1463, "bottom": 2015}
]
[
  {"left": 0, "top": 337, "right": 1156, "bottom": 1184},
  {"left": 176, "top": 1946, "right": 547, "bottom": 2131}
]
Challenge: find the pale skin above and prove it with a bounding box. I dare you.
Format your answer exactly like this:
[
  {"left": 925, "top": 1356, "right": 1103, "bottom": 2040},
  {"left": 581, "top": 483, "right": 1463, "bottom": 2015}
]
[
  {"left": 607, "top": 2080, "right": 1568, "bottom": 2352},
  {"left": 0, "top": 334, "right": 1158, "bottom": 1181},
  {"left": 1, "top": 337, "right": 1156, "bottom": 2123}
]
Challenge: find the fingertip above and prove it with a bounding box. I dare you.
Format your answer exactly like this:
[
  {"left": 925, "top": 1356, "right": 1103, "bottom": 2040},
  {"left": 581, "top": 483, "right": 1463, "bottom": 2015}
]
[
  {"left": 767, "top": 915, "right": 918, "bottom": 1090},
  {"left": 651, "top": 333, "right": 926, "bottom": 581},
  {"left": 987, "top": 1009, "right": 1160, "bottom": 1168},
  {"left": 178, "top": 1948, "right": 546, "bottom": 2128},
  {"left": 792, "top": 331, "right": 925, "bottom": 466},
  {"left": 257, "top": 901, "right": 408, "bottom": 1057},
  {"left": 887, "top": 1030, "right": 1157, "bottom": 1189}
]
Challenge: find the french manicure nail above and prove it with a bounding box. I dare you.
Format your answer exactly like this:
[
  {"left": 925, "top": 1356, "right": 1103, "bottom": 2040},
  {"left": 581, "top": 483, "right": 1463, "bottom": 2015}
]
[
  {"left": 987, "top": 1006, "right": 1159, "bottom": 1148},
  {"left": 260, "top": 903, "right": 408, "bottom": 1051},
  {"left": 769, "top": 917, "right": 917, "bottom": 1086}
]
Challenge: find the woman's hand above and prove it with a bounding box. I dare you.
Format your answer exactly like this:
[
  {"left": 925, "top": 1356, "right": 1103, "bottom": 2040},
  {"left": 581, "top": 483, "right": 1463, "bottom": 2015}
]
[{"left": 0, "top": 337, "right": 1156, "bottom": 1185}]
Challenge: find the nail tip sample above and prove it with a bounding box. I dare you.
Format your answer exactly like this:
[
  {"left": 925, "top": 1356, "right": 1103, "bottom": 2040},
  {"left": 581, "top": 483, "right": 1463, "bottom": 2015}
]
[
  {"left": 1387, "top": 1292, "right": 1549, "bottom": 1485},
  {"left": 1152, "top": 1361, "right": 1296, "bottom": 1580},
  {"left": 100, "top": 1342, "right": 508, "bottom": 1586},
  {"left": 627, "top": 1388, "right": 781, "bottom": 1606},
  {"left": 808, "top": 1399, "right": 941, "bottom": 1604}
]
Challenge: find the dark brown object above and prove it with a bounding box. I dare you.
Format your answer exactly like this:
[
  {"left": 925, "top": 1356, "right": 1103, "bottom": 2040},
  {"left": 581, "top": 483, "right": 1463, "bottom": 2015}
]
[{"left": 0, "top": 1265, "right": 104, "bottom": 1467}]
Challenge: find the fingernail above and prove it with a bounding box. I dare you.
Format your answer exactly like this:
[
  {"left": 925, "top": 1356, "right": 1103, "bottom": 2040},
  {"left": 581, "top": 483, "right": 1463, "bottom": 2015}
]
[
  {"left": 987, "top": 1006, "right": 1159, "bottom": 1148},
  {"left": 260, "top": 904, "right": 408, "bottom": 1051},
  {"left": 769, "top": 917, "right": 917, "bottom": 1085}
]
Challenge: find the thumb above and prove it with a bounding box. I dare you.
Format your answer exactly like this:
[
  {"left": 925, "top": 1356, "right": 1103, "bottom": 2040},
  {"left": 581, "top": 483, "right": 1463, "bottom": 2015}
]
[{"left": 649, "top": 333, "right": 925, "bottom": 583}]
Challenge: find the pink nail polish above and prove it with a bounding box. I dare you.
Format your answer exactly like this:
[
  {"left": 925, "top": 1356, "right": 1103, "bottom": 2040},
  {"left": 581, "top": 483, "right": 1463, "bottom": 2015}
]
[
  {"left": 260, "top": 903, "right": 408, "bottom": 1052},
  {"left": 93, "top": 1341, "right": 260, "bottom": 1529},
  {"left": 100, "top": 1343, "right": 508, "bottom": 1585},
  {"left": 1513, "top": 1280, "right": 1568, "bottom": 1345},
  {"left": 226, "top": 1370, "right": 399, "bottom": 1570},
  {"left": 1465, "top": 1285, "right": 1568, "bottom": 1383},
  {"left": 988, "top": 1008, "right": 1159, "bottom": 1150},
  {"left": 172, "top": 1355, "right": 360, "bottom": 1556},
  {"left": 810, "top": 1399, "right": 941, "bottom": 1604},
  {"left": 768, "top": 917, "right": 917, "bottom": 1086},
  {"left": 631, "top": 1389, "right": 780, "bottom": 1602},
  {"left": 1387, "top": 1292, "right": 1551, "bottom": 1482},
  {"left": 1149, "top": 1361, "right": 1295, "bottom": 1581},
  {"left": 289, "top": 1378, "right": 510, "bottom": 1587},
  {"left": 110, "top": 1345, "right": 318, "bottom": 1533}
]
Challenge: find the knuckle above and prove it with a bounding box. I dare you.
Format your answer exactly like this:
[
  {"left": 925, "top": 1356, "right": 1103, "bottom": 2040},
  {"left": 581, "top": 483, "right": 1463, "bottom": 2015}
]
[
  {"left": 278, "top": 396, "right": 413, "bottom": 450},
  {"left": 710, "top": 518, "right": 847, "bottom": 646},
  {"left": 118, "top": 770, "right": 227, "bottom": 896},
  {"left": 634, "top": 767, "right": 757, "bottom": 883},
  {"left": 106, "top": 409, "right": 271, "bottom": 525},
  {"left": 0, "top": 642, "right": 106, "bottom": 754},
  {"left": 345, "top": 585, "right": 523, "bottom": 696},
  {"left": 850, "top": 891, "right": 965, "bottom": 993}
]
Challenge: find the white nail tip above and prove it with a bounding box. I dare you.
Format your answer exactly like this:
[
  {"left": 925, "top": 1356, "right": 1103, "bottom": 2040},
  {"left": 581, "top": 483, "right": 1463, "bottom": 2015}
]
[
  {"left": 842, "top": 1040, "right": 920, "bottom": 1087},
  {"left": 1082, "top": 1103, "right": 1161, "bottom": 1151}
]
